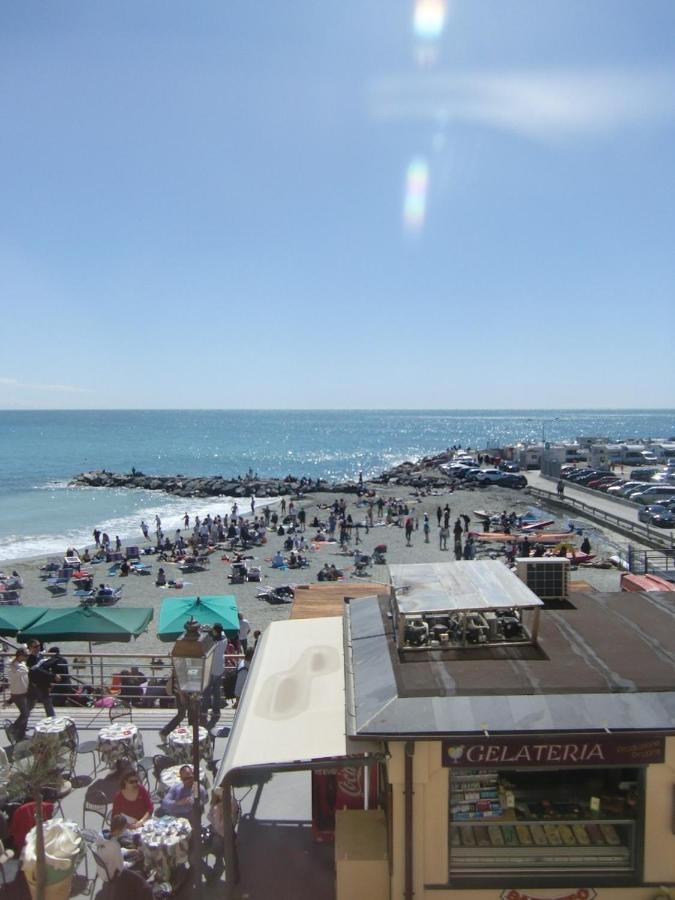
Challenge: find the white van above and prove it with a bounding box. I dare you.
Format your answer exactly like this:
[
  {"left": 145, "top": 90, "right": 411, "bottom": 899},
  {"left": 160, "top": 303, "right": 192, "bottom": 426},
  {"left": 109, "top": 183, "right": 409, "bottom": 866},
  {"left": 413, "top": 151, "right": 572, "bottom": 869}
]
[{"left": 632, "top": 486, "right": 675, "bottom": 505}]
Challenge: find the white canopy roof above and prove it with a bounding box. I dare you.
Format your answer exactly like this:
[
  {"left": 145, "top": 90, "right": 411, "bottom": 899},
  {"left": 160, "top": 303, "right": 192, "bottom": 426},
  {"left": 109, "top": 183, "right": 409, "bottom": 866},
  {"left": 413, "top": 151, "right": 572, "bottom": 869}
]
[
  {"left": 217, "top": 616, "right": 367, "bottom": 784},
  {"left": 390, "top": 561, "right": 544, "bottom": 614}
]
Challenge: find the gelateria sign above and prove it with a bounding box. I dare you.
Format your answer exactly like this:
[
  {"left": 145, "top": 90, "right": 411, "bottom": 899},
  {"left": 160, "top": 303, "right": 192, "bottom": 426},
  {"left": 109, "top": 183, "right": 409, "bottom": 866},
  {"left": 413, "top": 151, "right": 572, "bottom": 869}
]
[
  {"left": 500, "top": 890, "right": 596, "bottom": 900},
  {"left": 442, "top": 734, "right": 664, "bottom": 768}
]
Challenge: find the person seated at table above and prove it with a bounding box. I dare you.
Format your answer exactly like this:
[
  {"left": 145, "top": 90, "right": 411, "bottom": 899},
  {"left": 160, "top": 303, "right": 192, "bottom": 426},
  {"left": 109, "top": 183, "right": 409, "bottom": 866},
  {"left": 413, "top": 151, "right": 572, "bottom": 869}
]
[
  {"left": 94, "top": 814, "right": 136, "bottom": 882},
  {"left": 157, "top": 765, "right": 207, "bottom": 821},
  {"left": 111, "top": 770, "right": 153, "bottom": 829}
]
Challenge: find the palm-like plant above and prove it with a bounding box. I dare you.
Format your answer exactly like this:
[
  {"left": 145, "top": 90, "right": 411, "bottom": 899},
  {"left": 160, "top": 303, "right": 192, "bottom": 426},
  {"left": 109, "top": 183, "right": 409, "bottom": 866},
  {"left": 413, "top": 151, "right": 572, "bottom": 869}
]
[{"left": 10, "top": 736, "right": 70, "bottom": 900}]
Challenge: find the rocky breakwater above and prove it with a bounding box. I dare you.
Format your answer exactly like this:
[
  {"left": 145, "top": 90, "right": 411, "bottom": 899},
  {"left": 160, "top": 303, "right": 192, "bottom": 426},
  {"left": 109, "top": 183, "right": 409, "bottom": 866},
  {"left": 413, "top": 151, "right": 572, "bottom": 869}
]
[
  {"left": 69, "top": 470, "right": 361, "bottom": 498},
  {"left": 371, "top": 449, "right": 457, "bottom": 488}
]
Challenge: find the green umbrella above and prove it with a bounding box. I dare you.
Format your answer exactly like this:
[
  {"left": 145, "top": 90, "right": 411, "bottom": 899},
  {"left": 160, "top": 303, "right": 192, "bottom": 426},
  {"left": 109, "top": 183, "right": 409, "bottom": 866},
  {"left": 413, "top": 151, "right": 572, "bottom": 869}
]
[
  {"left": 0, "top": 606, "right": 48, "bottom": 637},
  {"left": 157, "top": 595, "right": 239, "bottom": 643},
  {"left": 20, "top": 606, "right": 154, "bottom": 643}
]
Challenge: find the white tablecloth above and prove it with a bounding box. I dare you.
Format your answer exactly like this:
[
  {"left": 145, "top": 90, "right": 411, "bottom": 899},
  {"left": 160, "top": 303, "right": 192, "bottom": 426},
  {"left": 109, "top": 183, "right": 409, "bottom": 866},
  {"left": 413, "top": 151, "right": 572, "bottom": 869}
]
[
  {"left": 34, "top": 716, "right": 77, "bottom": 751},
  {"left": 166, "top": 725, "right": 211, "bottom": 764},
  {"left": 97, "top": 722, "right": 144, "bottom": 769},
  {"left": 138, "top": 816, "right": 191, "bottom": 882}
]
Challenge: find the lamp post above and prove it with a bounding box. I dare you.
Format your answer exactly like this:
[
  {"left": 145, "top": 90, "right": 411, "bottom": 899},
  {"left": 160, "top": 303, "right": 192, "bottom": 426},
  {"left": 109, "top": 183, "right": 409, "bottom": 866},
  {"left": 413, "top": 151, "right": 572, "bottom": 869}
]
[{"left": 171, "top": 617, "right": 214, "bottom": 900}]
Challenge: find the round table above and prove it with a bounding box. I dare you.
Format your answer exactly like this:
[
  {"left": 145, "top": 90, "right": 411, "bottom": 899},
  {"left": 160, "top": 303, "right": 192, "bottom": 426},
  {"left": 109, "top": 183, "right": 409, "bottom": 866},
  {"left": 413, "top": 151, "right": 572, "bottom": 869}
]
[
  {"left": 166, "top": 725, "right": 211, "bottom": 764},
  {"left": 138, "top": 816, "right": 191, "bottom": 883},
  {"left": 156, "top": 764, "right": 210, "bottom": 799},
  {"left": 34, "top": 716, "right": 77, "bottom": 751},
  {"left": 97, "top": 722, "right": 144, "bottom": 769}
]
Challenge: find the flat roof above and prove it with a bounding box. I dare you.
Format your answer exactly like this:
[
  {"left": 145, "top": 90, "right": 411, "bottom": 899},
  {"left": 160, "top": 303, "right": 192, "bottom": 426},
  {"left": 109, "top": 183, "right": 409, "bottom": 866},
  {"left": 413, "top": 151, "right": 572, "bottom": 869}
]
[
  {"left": 289, "top": 581, "right": 390, "bottom": 620},
  {"left": 346, "top": 591, "right": 675, "bottom": 738},
  {"left": 389, "top": 561, "right": 544, "bottom": 614}
]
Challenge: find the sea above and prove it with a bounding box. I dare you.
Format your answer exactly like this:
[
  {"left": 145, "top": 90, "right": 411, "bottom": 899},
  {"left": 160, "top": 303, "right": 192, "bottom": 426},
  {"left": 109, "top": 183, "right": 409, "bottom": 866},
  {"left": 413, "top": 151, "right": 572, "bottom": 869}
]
[{"left": 1, "top": 409, "right": 674, "bottom": 562}]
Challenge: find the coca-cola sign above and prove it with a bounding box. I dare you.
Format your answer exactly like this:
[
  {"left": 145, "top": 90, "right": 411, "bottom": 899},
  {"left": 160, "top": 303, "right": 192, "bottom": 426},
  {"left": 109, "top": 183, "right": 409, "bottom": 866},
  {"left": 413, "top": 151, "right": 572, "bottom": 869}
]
[{"left": 442, "top": 734, "right": 664, "bottom": 768}]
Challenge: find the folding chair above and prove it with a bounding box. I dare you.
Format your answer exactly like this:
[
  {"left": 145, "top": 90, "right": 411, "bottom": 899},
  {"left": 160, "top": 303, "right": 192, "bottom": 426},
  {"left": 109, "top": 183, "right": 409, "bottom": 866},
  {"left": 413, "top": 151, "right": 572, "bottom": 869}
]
[{"left": 83, "top": 788, "right": 110, "bottom": 830}]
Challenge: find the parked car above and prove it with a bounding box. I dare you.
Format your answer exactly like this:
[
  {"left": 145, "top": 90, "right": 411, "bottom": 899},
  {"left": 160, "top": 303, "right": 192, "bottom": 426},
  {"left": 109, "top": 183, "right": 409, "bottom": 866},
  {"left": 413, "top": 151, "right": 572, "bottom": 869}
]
[
  {"left": 476, "top": 469, "right": 503, "bottom": 484},
  {"left": 586, "top": 476, "right": 620, "bottom": 490},
  {"left": 498, "top": 461, "right": 521, "bottom": 473},
  {"left": 595, "top": 479, "right": 623, "bottom": 492},
  {"left": 497, "top": 473, "right": 528, "bottom": 489},
  {"left": 610, "top": 481, "right": 643, "bottom": 497},
  {"left": 637, "top": 505, "right": 675, "bottom": 527},
  {"left": 463, "top": 468, "right": 482, "bottom": 482},
  {"left": 632, "top": 486, "right": 675, "bottom": 505}
]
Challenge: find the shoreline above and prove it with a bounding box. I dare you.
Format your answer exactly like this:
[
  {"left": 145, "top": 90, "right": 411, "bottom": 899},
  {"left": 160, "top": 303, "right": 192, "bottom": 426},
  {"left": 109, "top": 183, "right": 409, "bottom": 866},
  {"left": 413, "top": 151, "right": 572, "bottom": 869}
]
[{"left": 0, "top": 476, "right": 635, "bottom": 660}]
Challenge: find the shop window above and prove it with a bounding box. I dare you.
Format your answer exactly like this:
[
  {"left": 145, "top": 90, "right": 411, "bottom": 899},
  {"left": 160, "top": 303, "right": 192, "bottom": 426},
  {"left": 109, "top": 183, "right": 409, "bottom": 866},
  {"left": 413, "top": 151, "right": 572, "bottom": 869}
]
[{"left": 448, "top": 766, "right": 642, "bottom": 883}]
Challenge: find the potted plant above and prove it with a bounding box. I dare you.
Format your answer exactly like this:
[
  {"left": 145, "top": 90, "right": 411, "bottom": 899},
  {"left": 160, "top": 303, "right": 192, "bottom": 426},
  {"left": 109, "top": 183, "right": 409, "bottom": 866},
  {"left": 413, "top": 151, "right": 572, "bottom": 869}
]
[{"left": 10, "top": 736, "right": 77, "bottom": 900}]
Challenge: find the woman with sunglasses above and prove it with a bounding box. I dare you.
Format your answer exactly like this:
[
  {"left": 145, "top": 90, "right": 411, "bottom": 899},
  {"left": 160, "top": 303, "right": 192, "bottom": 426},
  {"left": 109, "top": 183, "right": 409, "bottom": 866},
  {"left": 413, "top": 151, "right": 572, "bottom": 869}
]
[{"left": 111, "top": 769, "right": 153, "bottom": 828}]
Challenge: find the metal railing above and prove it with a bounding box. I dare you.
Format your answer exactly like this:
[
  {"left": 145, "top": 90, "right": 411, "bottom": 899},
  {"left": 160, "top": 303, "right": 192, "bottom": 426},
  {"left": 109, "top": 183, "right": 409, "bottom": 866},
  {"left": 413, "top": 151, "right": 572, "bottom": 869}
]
[
  {"left": 0, "top": 649, "right": 244, "bottom": 708},
  {"left": 528, "top": 486, "right": 675, "bottom": 551}
]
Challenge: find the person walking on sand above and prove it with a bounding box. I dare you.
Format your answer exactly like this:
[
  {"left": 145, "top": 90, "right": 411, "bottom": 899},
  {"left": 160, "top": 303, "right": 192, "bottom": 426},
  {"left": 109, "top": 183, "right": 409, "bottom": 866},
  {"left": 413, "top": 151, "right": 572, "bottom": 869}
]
[
  {"left": 461, "top": 514, "right": 470, "bottom": 533},
  {"left": 423, "top": 513, "right": 430, "bottom": 543},
  {"left": 436, "top": 506, "right": 442, "bottom": 526},
  {"left": 405, "top": 517, "right": 414, "bottom": 547},
  {"left": 184, "top": 512, "right": 190, "bottom": 528},
  {"left": 439, "top": 524, "right": 449, "bottom": 551},
  {"left": 140, "top": 520, "right": 149, "bottom": 541},
  {"left": 557, "top": 479, "right": 565, "bottom": 498}
]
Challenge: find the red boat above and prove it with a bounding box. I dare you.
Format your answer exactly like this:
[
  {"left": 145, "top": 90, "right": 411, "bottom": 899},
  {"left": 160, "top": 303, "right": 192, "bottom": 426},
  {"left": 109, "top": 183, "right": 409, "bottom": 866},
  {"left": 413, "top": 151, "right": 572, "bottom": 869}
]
[{"left": 620, "top": 573, "right": 675, "bottom": 592}]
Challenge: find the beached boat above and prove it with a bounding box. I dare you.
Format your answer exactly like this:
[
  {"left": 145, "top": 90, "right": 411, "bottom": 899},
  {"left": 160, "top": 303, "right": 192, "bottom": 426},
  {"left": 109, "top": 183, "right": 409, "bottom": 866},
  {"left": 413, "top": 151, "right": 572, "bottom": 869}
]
[
  {"left": 519, "top": 519, "right": 555, "bottom": 532},
  {"left": 470, "top": 532, "right": 577, "bottom": 544},
  {"left": 620, "top": 573, "right": 675, "bottom": 592}
]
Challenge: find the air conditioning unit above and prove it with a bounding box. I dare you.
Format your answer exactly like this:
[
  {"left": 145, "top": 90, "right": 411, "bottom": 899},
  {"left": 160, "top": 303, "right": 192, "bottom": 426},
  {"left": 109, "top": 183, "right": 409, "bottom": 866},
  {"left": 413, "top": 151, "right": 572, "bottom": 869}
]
[{"left": 516, "top": 558, "right": 570, "bottom": 601}]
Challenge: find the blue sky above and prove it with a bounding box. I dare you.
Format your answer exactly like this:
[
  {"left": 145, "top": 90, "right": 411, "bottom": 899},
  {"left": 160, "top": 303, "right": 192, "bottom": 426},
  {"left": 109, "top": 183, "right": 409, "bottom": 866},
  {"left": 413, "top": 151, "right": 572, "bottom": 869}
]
[{"left": 1, "top": 0, "right": 674, "bottom": 409}]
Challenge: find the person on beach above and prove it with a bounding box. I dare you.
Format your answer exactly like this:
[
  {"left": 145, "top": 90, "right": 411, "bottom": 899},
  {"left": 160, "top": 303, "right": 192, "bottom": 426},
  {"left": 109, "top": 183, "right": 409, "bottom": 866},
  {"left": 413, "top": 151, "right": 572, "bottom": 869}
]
[
  {"left": 436, "top": 506, "right": 442, "bottom": 526},
  {"left": 423, "top": 514, "right": 430, "bottom": 543},
  {"left": 140, "top": 521, "right": 149, "bottom": 541},
  {"left": 405, "top": 517, "right": 414, "bottom": 546},
  {"left": 184, "top": 512, "right": 189, "bottom": 528},
  {"left": 8, "top": 647, "right": 30, "bottom": 740},
  {"left": 93, "top": 528, "right": 101, "bottom": 547},
  {"left": 439, "top": 524, "right": 449, "bottom": 551},
  {"left": 233, "top": 647, "right": 254, "bottom": 709},
  {"left": 557, "top": 479, "right": 565, "bottom": 498},
  {"left": 461, "top": 514, "right": 470, "bottom": 533}
]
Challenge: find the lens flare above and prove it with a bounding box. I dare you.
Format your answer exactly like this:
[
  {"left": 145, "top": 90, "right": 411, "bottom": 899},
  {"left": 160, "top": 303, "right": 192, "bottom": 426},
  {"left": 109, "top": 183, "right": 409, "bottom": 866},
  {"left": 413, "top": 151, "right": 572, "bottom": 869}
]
[
  {"left": 413, "top": 0, "right": 448, "bottom": 41},
  {"left": 403, "top": 157, "right": 429, "bottom": 232}
]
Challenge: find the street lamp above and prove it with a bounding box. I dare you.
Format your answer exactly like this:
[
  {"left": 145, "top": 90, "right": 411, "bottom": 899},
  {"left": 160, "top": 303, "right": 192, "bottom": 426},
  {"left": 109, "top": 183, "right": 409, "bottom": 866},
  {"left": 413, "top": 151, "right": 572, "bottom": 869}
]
[{"left": 171, "top": 616, "right": 214, "bottom": 900}]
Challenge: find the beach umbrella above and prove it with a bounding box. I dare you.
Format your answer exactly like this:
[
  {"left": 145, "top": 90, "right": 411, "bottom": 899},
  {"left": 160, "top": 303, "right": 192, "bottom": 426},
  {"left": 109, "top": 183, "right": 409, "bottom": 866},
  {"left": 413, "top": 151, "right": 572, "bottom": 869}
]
[
  {"left": 157, "top": 595, "right": 239, "bottom": 643},
  {"left": 0, "top": 606, "right": 48, "bottom": 638},
  {"left": 20, "top": 606, "right": 154, "bottom": 643}
]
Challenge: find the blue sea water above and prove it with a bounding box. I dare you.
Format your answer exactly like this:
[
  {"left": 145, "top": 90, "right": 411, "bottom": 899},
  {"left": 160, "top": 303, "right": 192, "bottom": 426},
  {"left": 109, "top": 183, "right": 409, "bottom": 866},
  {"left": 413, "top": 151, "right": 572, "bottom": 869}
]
[{"left": 1, "top": 409, "right": 673, "bottom": 561}]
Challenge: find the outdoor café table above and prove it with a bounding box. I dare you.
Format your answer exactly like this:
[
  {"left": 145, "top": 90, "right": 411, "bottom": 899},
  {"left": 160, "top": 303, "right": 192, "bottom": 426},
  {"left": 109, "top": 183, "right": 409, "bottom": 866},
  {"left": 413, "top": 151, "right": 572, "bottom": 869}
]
[
  {"left": 166, "top": 725, "right": 211, "bottom": 764},
  {"left": 97, "top": 722, "right": 144, "bottom": 770},
  {"left": 156, "top": 764, "right": 210, "bottom": 799},
  {"left": 33, "top": 716, "right": 77, "bottom": 751},
  {"left": 138, "top": 816, "right": 192, "bottom": 883}
]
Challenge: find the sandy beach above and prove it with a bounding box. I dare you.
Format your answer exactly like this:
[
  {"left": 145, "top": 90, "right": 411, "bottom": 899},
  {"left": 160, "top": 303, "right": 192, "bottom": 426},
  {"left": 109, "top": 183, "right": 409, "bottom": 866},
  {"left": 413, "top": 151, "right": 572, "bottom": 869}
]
[{"left": 0, "top": 480, "right": 631, "bottom": 660}]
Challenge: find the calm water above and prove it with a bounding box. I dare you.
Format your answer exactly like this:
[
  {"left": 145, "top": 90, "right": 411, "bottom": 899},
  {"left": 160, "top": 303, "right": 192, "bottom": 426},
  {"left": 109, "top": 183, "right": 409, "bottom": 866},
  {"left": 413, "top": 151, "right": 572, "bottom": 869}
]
[{"left": 1, "top": 409, "right": 673, "bottom": 561}]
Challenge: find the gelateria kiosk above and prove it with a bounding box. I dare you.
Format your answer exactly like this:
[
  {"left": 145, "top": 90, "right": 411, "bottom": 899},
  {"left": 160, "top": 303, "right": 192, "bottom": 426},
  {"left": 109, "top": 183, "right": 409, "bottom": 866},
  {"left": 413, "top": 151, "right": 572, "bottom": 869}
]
[{"left": 219, "top": 562, "right": 675, "bottom": 900}]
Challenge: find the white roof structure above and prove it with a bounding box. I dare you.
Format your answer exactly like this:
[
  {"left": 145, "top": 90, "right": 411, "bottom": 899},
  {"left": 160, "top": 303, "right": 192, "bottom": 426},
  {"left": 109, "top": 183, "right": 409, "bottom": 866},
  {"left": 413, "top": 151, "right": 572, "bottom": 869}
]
[
  {"left": 217, "top": 616, "right": 364, "bottom": 784},
  {"left": 390, "top": 561, "right": 544, "bottom": 615}
]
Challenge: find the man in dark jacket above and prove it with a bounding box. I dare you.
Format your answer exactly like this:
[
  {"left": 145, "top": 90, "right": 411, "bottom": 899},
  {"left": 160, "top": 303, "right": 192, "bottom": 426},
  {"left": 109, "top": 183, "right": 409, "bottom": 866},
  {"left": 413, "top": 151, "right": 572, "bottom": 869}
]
[{"left": 27, "top": 639, "right": 59, "bottom": 717}]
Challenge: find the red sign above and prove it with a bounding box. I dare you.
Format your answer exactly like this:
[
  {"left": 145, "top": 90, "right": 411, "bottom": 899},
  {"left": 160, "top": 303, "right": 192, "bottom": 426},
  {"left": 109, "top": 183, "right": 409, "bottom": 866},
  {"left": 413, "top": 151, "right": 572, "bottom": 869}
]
[
  {"left": 442, "top": 734, "right": 664, "bottom": 768},
  {"left": 501, "top": 891, "right": 596, "bottom": 900}
]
